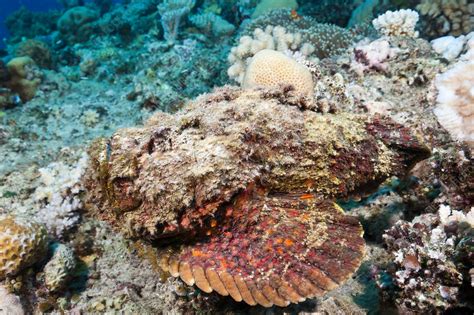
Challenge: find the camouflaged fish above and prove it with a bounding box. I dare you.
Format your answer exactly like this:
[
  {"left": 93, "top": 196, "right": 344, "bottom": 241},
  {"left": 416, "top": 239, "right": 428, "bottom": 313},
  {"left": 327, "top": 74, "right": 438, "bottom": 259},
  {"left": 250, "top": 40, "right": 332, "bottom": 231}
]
[{"left": 83, "top": 87, "right": 430, "bottom": 307}]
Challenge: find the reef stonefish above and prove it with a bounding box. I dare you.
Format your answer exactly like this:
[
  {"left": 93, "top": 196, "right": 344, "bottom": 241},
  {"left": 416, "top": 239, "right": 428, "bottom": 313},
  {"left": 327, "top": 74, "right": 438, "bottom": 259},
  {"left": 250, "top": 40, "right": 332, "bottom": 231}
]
[{"left": 83, "top": 87, "right": 430, "bottom": 307}]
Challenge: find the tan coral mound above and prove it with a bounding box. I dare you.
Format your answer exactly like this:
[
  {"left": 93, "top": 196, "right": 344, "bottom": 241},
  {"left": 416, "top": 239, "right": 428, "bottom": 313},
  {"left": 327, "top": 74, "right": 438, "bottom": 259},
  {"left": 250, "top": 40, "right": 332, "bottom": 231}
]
[
  {"left": 242, "top": 50, "right": 314, "bottom": 98},
  {"left": 0, "top": 215, "right": 48, "bottom": 279},
  {"left": 83, "top": 87, "right": 430, "bottom": 307}
]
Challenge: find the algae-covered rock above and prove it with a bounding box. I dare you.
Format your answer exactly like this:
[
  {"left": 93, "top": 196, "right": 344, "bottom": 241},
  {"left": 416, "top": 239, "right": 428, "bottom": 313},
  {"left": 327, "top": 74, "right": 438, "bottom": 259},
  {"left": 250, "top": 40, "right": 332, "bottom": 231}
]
[{"left": 83, "top": 87, "right": 430, "bottom": 307}]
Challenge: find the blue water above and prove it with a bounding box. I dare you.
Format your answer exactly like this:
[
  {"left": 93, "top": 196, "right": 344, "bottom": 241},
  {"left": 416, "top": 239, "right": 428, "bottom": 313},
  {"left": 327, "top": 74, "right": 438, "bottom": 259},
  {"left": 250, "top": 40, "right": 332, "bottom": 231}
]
[
  {"left": 1, "top": 0, "right": 61, "bottom": 44},
  {"left": 0, "top": 0, "right": 121, "bottom": 47}
]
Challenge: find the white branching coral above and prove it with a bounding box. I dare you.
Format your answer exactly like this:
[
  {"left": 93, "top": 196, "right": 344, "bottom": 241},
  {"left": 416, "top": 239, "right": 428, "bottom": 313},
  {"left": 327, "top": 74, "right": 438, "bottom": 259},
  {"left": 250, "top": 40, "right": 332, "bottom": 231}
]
[
  {"left": 227, "top": 25, "right": 315, "bottom": 83},
  {"left": 433, "top": 56, "right": 474, "bottom": 149},
  {"left": 372, "top": 9, "right": 419, "bottom": 38},
  {"left": 34, "top": 153, "right": 89, "bottom": 238}
]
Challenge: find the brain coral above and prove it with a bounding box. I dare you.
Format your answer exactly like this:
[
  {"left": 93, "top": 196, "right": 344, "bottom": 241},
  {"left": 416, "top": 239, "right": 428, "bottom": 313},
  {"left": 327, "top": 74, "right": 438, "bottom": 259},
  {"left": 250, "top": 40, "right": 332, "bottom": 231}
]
[
  {"left": 84, "top": 87, "right": 430, "bottom": 307},
  {"left": 242, "top": 50, "right": 314, "bottom": 98},
  {"left": 0, "top": 215, "right": 48, "bottom": 280}
]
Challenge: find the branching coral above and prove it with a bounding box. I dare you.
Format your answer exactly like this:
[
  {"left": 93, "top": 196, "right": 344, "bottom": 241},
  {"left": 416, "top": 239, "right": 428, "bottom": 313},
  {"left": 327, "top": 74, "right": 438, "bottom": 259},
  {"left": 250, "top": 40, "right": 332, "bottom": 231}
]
[
  {"left": 34, "top": 153, "right": 89, "bottom": 238},
  {"left": 227, "top": 26, "right": 315, "bottom": 83},
  {"left": 417, "top": 0, "right": 474, "bottom": 38},
  {"left": 372, "top": 9, "right": 419, "bottom": 38},
  {"left": 242, "top": 10, "right": 357, "bottom": 59},
  {"left": 157, "top": 0, "right": 196, "bottom": 43}
]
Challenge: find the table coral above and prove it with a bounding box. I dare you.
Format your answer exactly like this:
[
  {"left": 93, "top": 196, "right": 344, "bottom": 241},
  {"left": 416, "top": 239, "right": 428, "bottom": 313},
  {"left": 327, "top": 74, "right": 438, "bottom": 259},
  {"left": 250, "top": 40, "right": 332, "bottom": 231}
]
[
  {"left": 0, "top": 215, "right": 48, "bottom": 280},
  {"left": 83, "top": 87, "right": 430, "bottom": 307}
]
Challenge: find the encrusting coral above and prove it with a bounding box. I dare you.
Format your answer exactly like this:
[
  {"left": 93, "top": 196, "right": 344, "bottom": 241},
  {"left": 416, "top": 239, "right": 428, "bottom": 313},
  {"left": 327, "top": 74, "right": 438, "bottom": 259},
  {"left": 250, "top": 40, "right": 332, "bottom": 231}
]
[
  {"left": 0, "top": 215, "right": 48, "bottom": 280},
  {"left": 83, "top": 87, "right": 430, "bottom": 307}
]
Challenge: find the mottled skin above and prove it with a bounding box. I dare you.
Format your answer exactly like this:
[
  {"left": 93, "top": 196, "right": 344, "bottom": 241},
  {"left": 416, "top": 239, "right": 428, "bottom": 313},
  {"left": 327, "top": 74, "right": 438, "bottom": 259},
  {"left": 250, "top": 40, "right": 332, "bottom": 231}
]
[{"left": 83, "top": 87, "right": 430, "bottom": 307}]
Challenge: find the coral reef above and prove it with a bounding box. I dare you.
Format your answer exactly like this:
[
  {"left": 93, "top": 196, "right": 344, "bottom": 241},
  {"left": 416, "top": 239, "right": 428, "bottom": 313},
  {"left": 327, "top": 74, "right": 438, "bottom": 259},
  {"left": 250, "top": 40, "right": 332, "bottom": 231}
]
[
  {"left": 57, "top": 6, "right": 100, "bottom": 43},
  {"left": 5, "top": 7, "right": 60, "bottom": 43},
  {"left": 417, "top": 0, "right": 474, "bottom": 38},
  {"left": 44, "top": 243, "right": 77, "bottom": 291},
  {"left": 83, "top": 87, "right": 430, "bottom": 306},
  {"left": 433, "top": 55, "right": 474, "bottom": 150},
  {"left": 243, "top": 11, "right": 357, "bottom": 59},
  {"left": 242, "top": 49, "right": 314, "bottom": 98},
  {"left": 382, "top": 205, "right": 473, "bottom": 313},
  {"left": 0, "top": 215, "right": 48, "bottom": 280},
  {"left": 14, "top": 39, "right": 53, "bottom": 69},
  {"left": 372, "top": 9, "right": 419, "bottom": 38},
  {"left": 0, "top": 0, "right": 472, "bottom": 312}
]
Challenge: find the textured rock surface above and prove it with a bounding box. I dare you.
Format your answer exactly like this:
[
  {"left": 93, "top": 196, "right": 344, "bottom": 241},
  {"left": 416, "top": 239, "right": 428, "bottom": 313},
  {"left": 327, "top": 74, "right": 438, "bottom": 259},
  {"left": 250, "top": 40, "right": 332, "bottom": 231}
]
[{"left": 83, "top": 87, "right": 430, "bottom": 307}]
